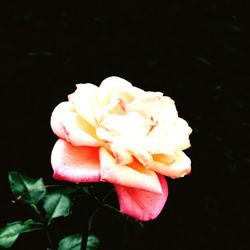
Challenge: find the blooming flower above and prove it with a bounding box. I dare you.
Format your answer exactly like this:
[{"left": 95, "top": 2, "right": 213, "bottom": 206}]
[{"left": 50, "top": 76, "right": 192, "bottom": 221}]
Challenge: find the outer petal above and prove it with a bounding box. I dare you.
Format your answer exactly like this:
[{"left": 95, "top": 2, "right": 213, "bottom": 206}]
[
  {"left": 147, "top": 118, "right": 192, "bottom": 154},
  {"left": 51, "top": 102, "right": 100, "bottom": 147},
  {"left": 152, "top": 151, "right": 191, "bottom": 178},
  {"left": 99, "top": 147, "right": 163, "bottom": 194},
  {"left": 51, "top": 139, "right": 100, "bottom": 182},
  {"left": 99, "top": 76, "right": 133, "bottom": 106},
  {"left": 69, "top": 83, "right": 100, "bottom": 127},
  {"left": 115, "top": 174, "right": 168, "bottom": 221},
  {"left": 51, "top": 102, "right": 74, "bottom": 139}
]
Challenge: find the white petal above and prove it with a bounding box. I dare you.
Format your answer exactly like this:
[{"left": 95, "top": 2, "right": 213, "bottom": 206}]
[
  {"left": 152, "top": 151, "right": 191, "bottom": 178},
  {"left": 99, "top": 76, "right": 133, "bottom": 106},
  {"left": 69, "top": 83, "right": 100, "bottom": 127}
]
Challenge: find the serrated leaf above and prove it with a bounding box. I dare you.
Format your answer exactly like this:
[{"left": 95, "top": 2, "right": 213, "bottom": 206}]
[
  {"left": 58, "top": 233, "right": 100, "bottom": 250},
  {"left": 8, "top": 171, "right": 46, "bottom": 205},
  {"left": 43, "top": 191, "right": 72, "bottom": 224},
  {"left": 0, "top": 220, "right": 43, "bottom": 248}
]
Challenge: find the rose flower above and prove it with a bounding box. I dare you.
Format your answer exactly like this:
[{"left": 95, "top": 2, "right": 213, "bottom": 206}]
[{"left": 50, "top": 76, "right": 192, "bottom": 221}]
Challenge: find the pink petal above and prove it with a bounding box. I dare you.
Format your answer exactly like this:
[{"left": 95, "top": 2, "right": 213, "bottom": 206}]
[
  {"left": 99, "top": 147, "right": 163, "bottom": 194},
  {"left": 50, "top": 102, "right": 100, "bottom": 147},
  {"left": 51, "top": 139, "right": 100, "bottom": 182},
  {"left": 152, "top": 151, "right": 191, "bottom": 178},
  {"left": 115, "top": 174, "right": 168, "bottom": 221}
]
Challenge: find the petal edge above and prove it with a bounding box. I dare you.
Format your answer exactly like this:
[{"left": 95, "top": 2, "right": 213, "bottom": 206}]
[
  {"left": 115, "top": 174, "right": 168, "bottom": 221},
  {"left": 51, "top": 139, "right": 100, "bottom": 183}
]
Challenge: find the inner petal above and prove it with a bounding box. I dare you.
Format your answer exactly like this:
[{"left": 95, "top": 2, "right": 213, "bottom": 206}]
[
  {"left": 98, "top": 76, "right": 133, "bottom": 107},
  {"left": 99, "top": 112, "right": 152, "bottom": 137}
]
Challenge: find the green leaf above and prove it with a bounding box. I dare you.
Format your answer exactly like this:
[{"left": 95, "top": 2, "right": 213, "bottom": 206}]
[
  {"left": 8, "top": 171, "right": 46, "bottom": 205},
  {"left": 43, "top": 191, "right": 72, "bottom": 224},
  {"left": 58, "top": 233, "right": 82, "bottom": 250},
  {"left": 86, "top": 234, "right": 100, "bottom": 250},
  {"left": 58, "top": 233, "right": 100, "bottom": 250},
  {"left": 0, "top": 220, "right": 43, "bottom": 248}
]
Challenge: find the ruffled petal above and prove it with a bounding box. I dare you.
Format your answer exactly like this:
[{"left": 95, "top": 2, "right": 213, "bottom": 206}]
[
  {"left": 152, "top": 151, "right": 191, "bottom": 178},
  {"left": 50, "top": 102, "right": 100, "bottom": 147},
  {"left": 126, "top": 91, "right": 163, "bottom": 116},
  {"left": 99, "top": 112, "right": 151, "bottom": 137},
  {"left": 51, "top": 139, "right": 100, "bottom": 182},
  {"left": 99, "top": 147, "right": 162, "bottom": 194},
  {"left": 98, "top": 112, "right": 153, "bottom": 167},
  {"left": 147, "top": 118, "right": 192, "bottom": 154},
  {"left": 126, "top": 94, "right": 178, "bottom": 122},
  {"left": 69, "top": 83, "right": 100, "bottom": 127},
  {"left": 115, "top": 174, "right": 168, "bottom": 221},
  {"left": 99, "top": 76, "right": 133, "bottom": 106}
]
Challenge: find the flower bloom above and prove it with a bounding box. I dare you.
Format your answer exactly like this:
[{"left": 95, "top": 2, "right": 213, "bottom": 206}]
[{"left": 50, "top": 76, "right": 192, "bottom": 221}]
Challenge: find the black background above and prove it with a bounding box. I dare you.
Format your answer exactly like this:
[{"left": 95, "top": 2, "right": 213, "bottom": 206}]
[{"left": 1, "top": 1, "right": 250, "bottom": 249}]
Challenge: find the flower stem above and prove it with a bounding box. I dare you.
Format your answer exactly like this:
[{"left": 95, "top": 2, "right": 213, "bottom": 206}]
[
  {"left": 80, "top": 187, "right": 115, "bottom": 250},
  {"left": 80, "top": 228, "right": 88, "bottom": 250}
]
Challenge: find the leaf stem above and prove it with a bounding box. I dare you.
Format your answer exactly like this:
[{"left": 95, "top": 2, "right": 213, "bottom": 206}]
[
  {"left": 103, "top": 203, "right": 120, "bottom": 213},
  {"left": 102, "top": 188, "right": 114, "bottom": 202},
  {"left": 88, "top": 207, "right": 99, "bottom": 232},
  {"left": 46, "top": 229, "right": 54, "bottom": 250}
]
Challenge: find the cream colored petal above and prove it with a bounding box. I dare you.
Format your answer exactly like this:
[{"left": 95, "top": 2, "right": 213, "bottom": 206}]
[
  {"left": 96, "top": 127, "right": 113, "bottom": 142},
  {"left": 100, "top": 112, "right": 151, "bottom": 136},
  {"left": 99, "top": 147, "right": 163, "bottom": 194},
  {"left": 157, "top": 96, "right": 179, "bottom": 123},
  {"left": 98, "top": 112, "right": 154, "bottom": 166},
  {"left": 60, "top": 113, "right": 100, "bottom": 146},
  {"left": 147, "top": 118, "right": 192, "bottom": 153},
  {"left": 99, "top": 76, "right": 133, "bottom": 106},
  {"left": 110, "top": 144, "right": 134, "bottom": 165},
  {"left": 109, "top": 85, "right": 145, "bottom": 105},
  {"left": 129, "top": 147, "right": 154, "bottom": 168},
  {"left": 110, "top": 137, "right": 153, "bottom": 168},
  {"left": 126, "top": 92, "right": 178, "bottom": 122},
  {"left": 152, "top": 151, "right": 191, "bottom": 178},
  {"left": 51, "top": 101, "right": 74, "bottom": 139},
  {"left": 126, "top": 91, "right": 163, "bottom": 117},
  {"left": 69, "top": 83, "right": 100, "bottom": 127},
  {"left": 50, "top": 102, "right": 100, "bottom": 147}
]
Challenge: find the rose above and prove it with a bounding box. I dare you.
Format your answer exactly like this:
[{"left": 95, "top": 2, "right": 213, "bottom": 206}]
[{"left": 50, "top": 76, "right": 192, "bottom": 221}]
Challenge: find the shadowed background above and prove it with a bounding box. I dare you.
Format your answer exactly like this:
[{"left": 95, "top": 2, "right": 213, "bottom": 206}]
[{"left": 1, "top": 1, "right": 250, "bottom": 249}]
